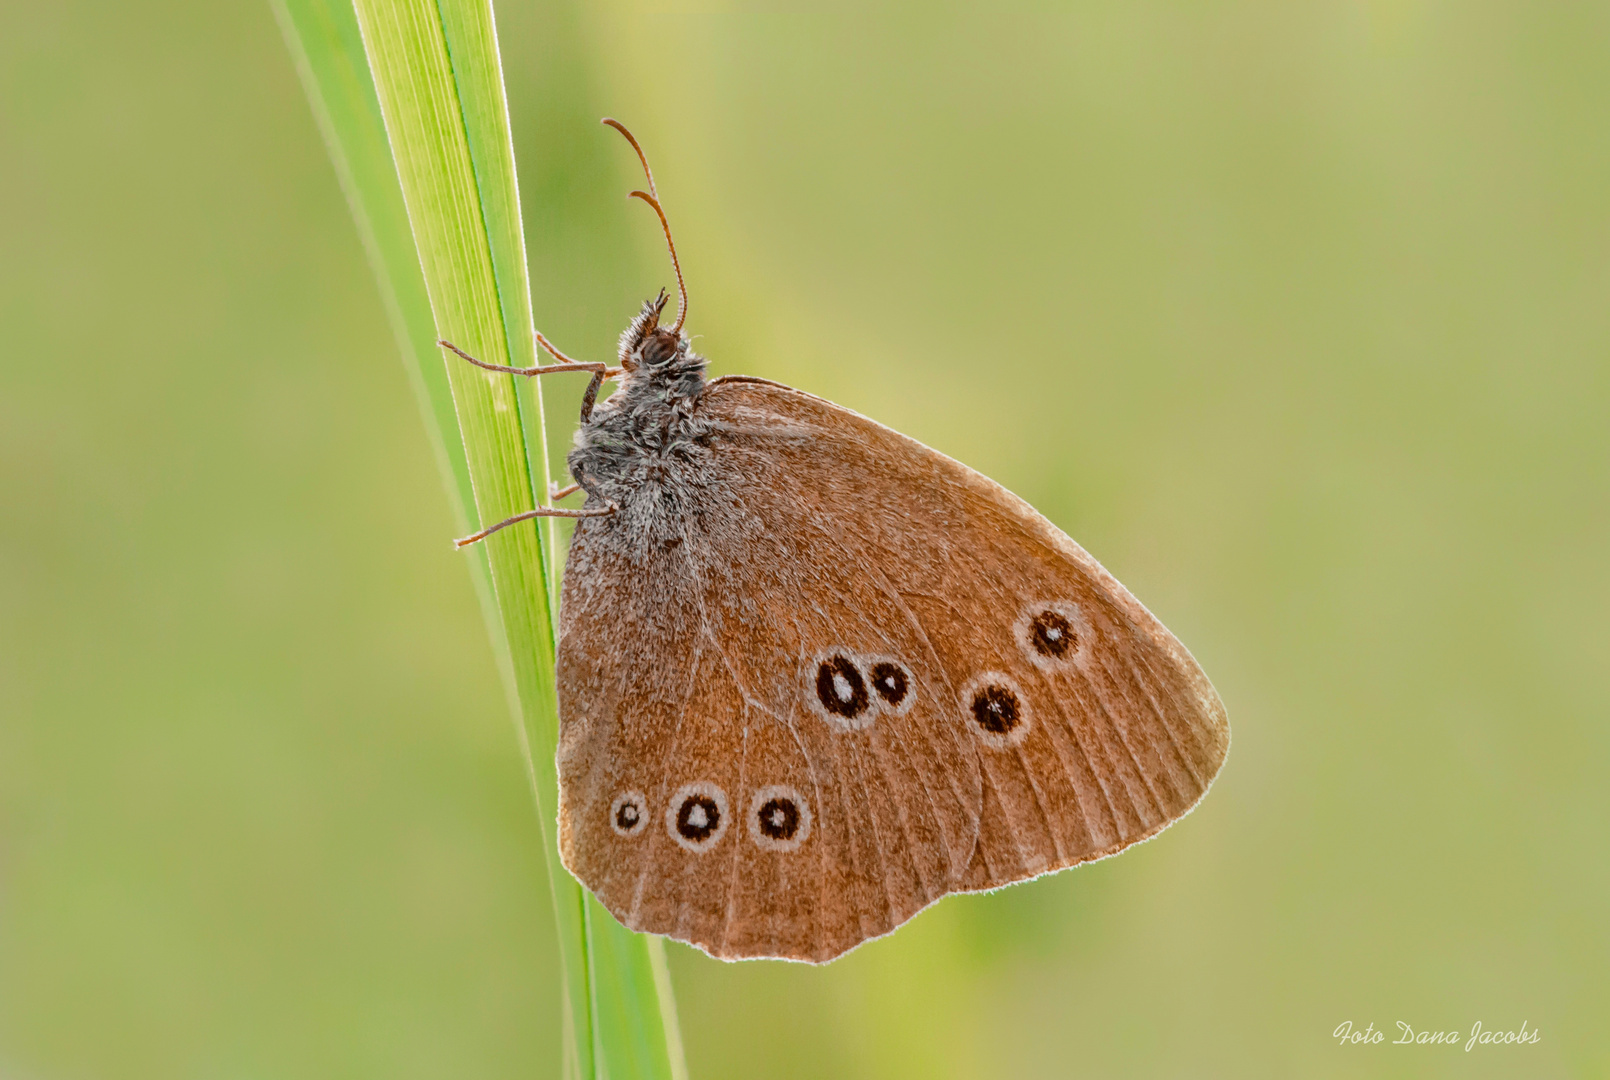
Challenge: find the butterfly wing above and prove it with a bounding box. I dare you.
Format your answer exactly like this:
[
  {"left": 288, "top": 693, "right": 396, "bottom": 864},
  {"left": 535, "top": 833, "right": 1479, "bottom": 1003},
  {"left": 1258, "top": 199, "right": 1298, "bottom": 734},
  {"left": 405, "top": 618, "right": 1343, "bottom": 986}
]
[
  {"left": 556, "top": 432, "right": 984, "bottom": 961},
  {"left": 555, "top": 375, "right": 1228, "bottom": 962},
  {"left": 701, "top": 377, "right": 1231, "bottom": 890}
]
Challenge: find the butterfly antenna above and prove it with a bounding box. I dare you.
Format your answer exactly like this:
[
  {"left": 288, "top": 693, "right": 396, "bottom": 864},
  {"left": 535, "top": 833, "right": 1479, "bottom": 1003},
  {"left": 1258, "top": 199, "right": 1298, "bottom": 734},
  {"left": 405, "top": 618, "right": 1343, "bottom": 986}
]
[
  {"left": 603, "top": 117, "right": 688, "bottom": 334},
  {"left": 602, "top": 117, "right": 658, "bottom": 198}
]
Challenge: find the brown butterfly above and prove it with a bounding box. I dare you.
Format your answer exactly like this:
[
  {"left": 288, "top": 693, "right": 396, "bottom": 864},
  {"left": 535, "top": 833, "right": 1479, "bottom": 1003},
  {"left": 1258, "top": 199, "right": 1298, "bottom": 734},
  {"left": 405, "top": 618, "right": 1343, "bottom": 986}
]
[{"left": 442, "top": 120, "right": 1229, "bottom": 963}]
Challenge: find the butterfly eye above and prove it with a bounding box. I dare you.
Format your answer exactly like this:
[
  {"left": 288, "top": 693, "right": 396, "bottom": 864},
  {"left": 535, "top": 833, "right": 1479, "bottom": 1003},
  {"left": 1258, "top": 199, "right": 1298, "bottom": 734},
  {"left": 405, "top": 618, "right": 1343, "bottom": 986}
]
[
  {"left": 639, "top": 330, "right": 679, "bottom": 367},
  {"left": 610, "top": 791, "right": 649, "bottom": 837},
  {"left": 665, "top": 782, "right": 730, "bottom": 852},
  {"left": 812, "top": 653, "right": 872, "bottom": 726},
  {"left": 962, "top": 673, "right": 1033, "bottom": 749},
  {"left": 748, "top": 785, "right": 813, "bottom": 852}
]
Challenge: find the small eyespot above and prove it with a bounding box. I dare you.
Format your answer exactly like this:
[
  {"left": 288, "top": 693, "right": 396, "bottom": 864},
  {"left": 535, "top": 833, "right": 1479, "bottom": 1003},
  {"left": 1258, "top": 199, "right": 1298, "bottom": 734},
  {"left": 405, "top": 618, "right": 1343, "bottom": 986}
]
[
  {"left": 678, "top": 797, "right": 718, "bottom": 839},
  {"left": 610, "top": 791, "right": 648, "bottom": 837},
  {"left": 810, "top": 651, "right": 873, "bottom": 729},
  {"left": 973, "top": 685, "right": 1020, "bottom": 733},
  {"left": 961, "top": 672, "right": 1032, "bottom": 749},
  {"left": 665, "top": 782, "right": 730, "bottom": 853},
  {"left": 1015, "top": 600, "right": 1090, "bottom": 669},
  {"left": 867, "top": 658, "right": 914, "bottom": 715},
  {"left": 748, "top": 784, "right": 813, "bottom": 852},
  {"left": 1031, "top": 611, "right": 1075, "bottom": 657},
  {"left": 758, "top": 799, "right": 798, "bottom": 839}
]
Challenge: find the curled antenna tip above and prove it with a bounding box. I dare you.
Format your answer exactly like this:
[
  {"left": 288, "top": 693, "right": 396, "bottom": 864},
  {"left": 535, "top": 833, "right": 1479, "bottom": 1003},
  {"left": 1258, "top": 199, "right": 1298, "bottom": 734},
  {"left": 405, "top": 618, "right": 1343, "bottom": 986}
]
[{"left": 602, "top": 118, "right": 656, "bottom": 197}]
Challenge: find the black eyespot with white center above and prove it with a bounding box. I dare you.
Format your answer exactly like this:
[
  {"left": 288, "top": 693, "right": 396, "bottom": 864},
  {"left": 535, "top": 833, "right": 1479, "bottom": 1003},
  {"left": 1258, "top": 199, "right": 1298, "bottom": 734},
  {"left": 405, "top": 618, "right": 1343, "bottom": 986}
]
[
  {"left": 870, "top": 662, "right": 908, "bottom": 706},
  {"left": 860, "top": 656, "right": 916, "bottom": 716},
  {"left": 815, "top": 654, "right": 869, "bottom": 720},
  {"left": 1015, "top": 599, "right": 1090, "bottom": 670},
  {"left": 1030, "top": 611, "right": 1076, "bottom": 658},
  {"left": 665, "top": 782, "right": 729, "bottom": 852},
  {"left": 610, "top": 791, "right": 648, "bottom": 837},
  {"left": 972, "top": 685, "right": 1021, "bottom": 733},
  {"left": 758, "top": 798, "right": 799, "bottom": 840},
  {"left": 677, "top": 795, "right": 719, "bottom": 840},
  {"left": 961, "top": 672, "right": 1033, "bottom": 749},
  {"left": 748, "top": 784, "right": 813, "bottom": 852}
]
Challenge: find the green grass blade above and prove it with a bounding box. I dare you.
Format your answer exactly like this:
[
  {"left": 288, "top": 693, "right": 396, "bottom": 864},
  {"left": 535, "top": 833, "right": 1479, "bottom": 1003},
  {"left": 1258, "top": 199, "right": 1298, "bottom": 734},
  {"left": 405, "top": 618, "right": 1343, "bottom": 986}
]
[{"left": 274, "top": 2, "right": 684, "bottom": 1077}]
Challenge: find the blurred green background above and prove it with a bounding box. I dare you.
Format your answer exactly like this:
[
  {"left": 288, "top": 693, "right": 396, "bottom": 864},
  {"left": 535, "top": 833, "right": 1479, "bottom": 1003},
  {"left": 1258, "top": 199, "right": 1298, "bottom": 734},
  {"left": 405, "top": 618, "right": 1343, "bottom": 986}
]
[{"left": 3, "top": 1, "right": 1607, "bottom": 1077}]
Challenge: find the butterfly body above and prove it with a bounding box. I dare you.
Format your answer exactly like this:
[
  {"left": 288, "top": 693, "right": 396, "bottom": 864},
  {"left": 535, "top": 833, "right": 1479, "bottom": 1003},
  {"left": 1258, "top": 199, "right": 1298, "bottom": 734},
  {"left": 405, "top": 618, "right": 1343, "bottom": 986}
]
[
  {"left": 548, "top": 295, "right": 1230, "bottom": 963},
  {"left": 564, "top": 295, "right": 716, "bottom": 549},
  {"left": 437, "top": 120, "right": 1228, "bottom": 962}
]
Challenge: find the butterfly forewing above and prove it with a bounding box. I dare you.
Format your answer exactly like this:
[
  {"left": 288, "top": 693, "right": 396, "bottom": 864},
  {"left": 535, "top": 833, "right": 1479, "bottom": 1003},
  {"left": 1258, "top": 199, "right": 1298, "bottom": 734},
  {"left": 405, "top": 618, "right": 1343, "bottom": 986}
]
[
  {"left": 704, "top": 378, "right": 1229, "bottom": 892},
  {"left": 555, "top": 375, "right": 1228, "bottom": 962}
]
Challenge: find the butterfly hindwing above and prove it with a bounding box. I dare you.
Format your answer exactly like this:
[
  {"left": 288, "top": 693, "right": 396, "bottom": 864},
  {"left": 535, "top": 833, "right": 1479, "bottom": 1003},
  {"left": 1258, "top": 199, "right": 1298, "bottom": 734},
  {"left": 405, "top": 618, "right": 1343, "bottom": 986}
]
[{"left": 557, "top": 467, "right": 983, "bottom": 961}]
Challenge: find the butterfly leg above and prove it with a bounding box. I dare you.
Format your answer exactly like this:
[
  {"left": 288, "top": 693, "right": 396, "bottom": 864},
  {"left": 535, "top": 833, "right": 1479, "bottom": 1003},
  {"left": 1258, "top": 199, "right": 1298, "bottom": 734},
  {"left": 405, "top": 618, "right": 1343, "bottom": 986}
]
[
  {"left": 437, "top": 337, "right": 619, "bottom": 380},
  {"left": 438, "top": 337, "right": 622, "bottom": 426},
  {"left": 453, "top": 501, "right": 617, "bottom": 549},
  {"left": 578, "top": 368, "right": 607, "bottom": 424},
  {"left": 437, "top": 338, "right": 620, "bottom": 549}
]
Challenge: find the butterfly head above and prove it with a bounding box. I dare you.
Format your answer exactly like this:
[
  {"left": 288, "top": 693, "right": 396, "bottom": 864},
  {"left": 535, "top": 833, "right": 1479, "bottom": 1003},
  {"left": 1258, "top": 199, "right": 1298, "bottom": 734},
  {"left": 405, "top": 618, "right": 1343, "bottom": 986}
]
[{"left": 616, "top": 289, "right": 706, "bottom": 388}]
